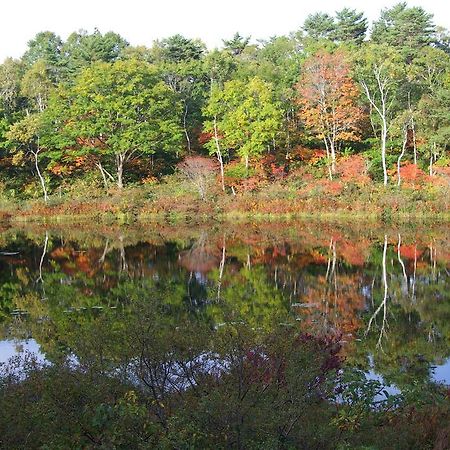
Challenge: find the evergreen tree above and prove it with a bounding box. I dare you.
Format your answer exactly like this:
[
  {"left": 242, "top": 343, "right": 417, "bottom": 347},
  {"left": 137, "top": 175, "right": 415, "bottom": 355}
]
[{"left": 333, "top": 8, "right": 367, "bottom": 44}]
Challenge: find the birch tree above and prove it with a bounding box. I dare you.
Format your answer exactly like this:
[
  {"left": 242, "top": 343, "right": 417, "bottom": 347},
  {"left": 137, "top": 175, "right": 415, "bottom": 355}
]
[
  {"left": 203, "top": 77, "right": 283, "bottom": 177},
  {"left": 6, "top": 114, "right": 48, "bottom": 202},
  {"left": 358, "top": 44, "right": 403, "bottom": 185}
]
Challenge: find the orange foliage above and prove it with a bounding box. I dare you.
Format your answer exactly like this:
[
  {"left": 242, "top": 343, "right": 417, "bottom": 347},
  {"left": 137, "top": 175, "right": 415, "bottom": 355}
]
[
  {"left": 336, "top": 155, "right": 370, "bottom": 184},
  {"left": 197, "top": 131, "right": 213, "bottom": 146},
  {"left": 389, "top": 162, "right": 427, "bottom": 185},
  {"left": 294, "top": 273, "right": 366, "bottom": 337},
  {"left": 337, "top": 239, "right": 370, "bottom": 266},
  {"left": 399, "top": 245, "right": 423, "bottom": 261},
  {"left": 297, "top": 50, "right": 365, "bottom": 148}
]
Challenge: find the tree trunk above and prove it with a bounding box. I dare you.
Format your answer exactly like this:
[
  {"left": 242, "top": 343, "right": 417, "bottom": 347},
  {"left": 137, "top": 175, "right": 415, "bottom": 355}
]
[
  {"left": 408, "top": 93, "right": 417, "bottom": 165},
  {"left": 411, "top": 117, "right": 417, "bottom": 165},
  {"left": 183, "top": 100, "right": 191, "bottom": 152},
  {"left": 381, "top": 119, "right": 388, "bottom": 186},
  {"left": 33, "top": 141, "right": 48, "bottom": 203},
  {"left": 213, "top": 116, "right": 225, "bottom": 191},
  {"left": 430, "top": 146, "right": 434, "bottom": 177},
  {"left": 96, "top": 161, "right": 109, "bottom": 190},
  {"left": 330, "top": 139, "right": 336, "bottom": 173},
  {"left": 361, "top": 73, "right": 390, "bottom": 186},
  {"left": 285, "top": 109, "right": 291, "bottom": 158},
  {"left": 116, "top": 154, "right": 124, "bottom": 189},
  {"left": 397, "top": 126, "right": 407, "bottom": 186},
  {"left": 323, "top": 137, "right": 332, "bottom": 180}
]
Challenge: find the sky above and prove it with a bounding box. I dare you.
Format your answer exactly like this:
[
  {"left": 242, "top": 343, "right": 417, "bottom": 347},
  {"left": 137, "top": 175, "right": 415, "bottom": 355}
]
[{"left": 1, "top": 0, "right": 449, "bottom": 62}]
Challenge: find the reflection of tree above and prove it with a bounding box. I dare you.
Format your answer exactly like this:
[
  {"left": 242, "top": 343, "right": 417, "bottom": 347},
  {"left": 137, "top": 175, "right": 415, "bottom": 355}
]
[
  {"left": 357, "top": 234, "right": 450, "bottom": 387},
  {"left": 207, "top": 266, "right": 290, "bottom": 330},
  {"left": 366, "top": 235, "right": 389, "bottom": 349},
  {"left": 0, "top": 226, "right": 448, "bottom": 392},
  {"left": 293, "top": 236, "right": 366, "bottom": 338},
  {"left": 36, "top": 231, "right": 48, "bottom": 284},
  {"left": 397, "top": 234, "right": 408, "bottom": 294},
  {"left": 217, "top": 234, "right": 226, "bottom": 301},
  {"left": 178, "top": 232, "right": 220, "bottom": 273}
]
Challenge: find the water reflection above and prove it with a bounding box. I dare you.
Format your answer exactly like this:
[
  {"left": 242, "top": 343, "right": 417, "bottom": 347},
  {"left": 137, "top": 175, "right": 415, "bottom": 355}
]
[{"left": 0, "top": 222, "right": 449, "bottom": 388}]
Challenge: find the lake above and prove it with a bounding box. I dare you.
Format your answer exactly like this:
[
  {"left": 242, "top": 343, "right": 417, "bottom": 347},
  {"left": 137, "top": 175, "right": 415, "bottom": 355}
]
[{"left": 1, "top": 220, "right": 449, "bottom": 391}]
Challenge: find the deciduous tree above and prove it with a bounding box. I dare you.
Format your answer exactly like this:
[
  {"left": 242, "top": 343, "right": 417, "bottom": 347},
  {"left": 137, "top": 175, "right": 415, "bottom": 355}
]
[
  {"left": 46, "top": 60, "right": 183, "bottom": 189},
  {"left": 297, "top": 50, "right": 364, "bottom": 178},
  {"left": 204, "top": 77, "right": 282, "bottom": 177},
  {"left": 357, "top": 44, "right": 404, "bottom": 185}
]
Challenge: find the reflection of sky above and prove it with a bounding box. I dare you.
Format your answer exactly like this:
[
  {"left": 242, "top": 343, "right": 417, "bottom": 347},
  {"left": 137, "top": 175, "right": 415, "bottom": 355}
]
[
  {"left": 366, "top": 369, "right": 400, "bottom": 397},
  {"left": 0, "top": 339, "right": 44, "bottom": 364},
  {"left": 432, "top": 359, "right": 450, "bottom": 385},
  {"left": 367, "top": 354, "right": 450, "bottom": 389}
]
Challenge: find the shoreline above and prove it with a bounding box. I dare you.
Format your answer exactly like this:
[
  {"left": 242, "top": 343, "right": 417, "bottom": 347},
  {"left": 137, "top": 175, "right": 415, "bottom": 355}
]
[{"left": 2, "top": 208, "right": 449, "bottom": 225}]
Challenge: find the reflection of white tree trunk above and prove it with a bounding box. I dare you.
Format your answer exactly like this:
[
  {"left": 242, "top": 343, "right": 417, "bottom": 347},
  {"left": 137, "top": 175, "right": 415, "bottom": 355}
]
[
  {"left": 366, "top": 235, "right": 388, "bottom": 349},
  {"left": 430, "top": 241, "right": 437, "bottom": 282},
  {"left": 323, "top": 237, "right": 337, "bottom": 330},
  {"left": 36, "top": 231, "right": 48, "bottom": 284},
  {"left": 217, "top": 234, "right": 226, "bottom": 301},
  {"left": 118, "top": 235, "right": 128, "bottom": 274},
  {"left": 99, "top": 239, "right": 110, "bottom": 265},
  {"left": 325, "top": 238, "right": 332, "bottom": 281},
  {"left": 397, "top": 234, "right": 408, "bottom": 294},
  {"left": 412, "top": 245, "right": 417, "bottom": 303}
]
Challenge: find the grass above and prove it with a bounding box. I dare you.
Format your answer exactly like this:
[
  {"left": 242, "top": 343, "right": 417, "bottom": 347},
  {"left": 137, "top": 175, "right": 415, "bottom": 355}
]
[{"left": 0, "top": 172, "right": 448, "bottom": 225}]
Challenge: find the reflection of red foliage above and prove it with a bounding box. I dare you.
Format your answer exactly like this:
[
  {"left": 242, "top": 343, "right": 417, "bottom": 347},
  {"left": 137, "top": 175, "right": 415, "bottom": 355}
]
[
  {"left": 178, "top": 250, "right": 220, "bottom": 273},
  {"left": 178, "top": 234, "right": 221, "bottom": 273},
  {"left": 338, "top": 239, "right": 369, "bottom": 266},
  {"left": 399, "top": 245, "right": 423, "bottom": 261}
]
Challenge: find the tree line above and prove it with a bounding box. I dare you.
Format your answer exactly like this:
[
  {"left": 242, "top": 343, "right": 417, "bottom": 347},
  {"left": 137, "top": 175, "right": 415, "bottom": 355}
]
[{"left": 0, "top": 2, "right": 449, "bottom": 200}]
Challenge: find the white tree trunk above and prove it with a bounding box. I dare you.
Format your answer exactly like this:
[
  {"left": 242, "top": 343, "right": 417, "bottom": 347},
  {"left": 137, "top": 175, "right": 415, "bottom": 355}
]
[
  {"left": 330, "top": 139, "right": 336, "bottom": 173},
  {"left": 183, "top": 100, "right": 191, "bottom": 152},
  {"left": 361, "top": 68, "right": 391, "bottom": 186},
  {"left": 96, "top": 161, "right": 111, "bottom": 190},
  {"left": 116, "top": 154, "right": 125, "bottom": 189},
  {"left": 323, "top": 137, "right": 333, "bottom": 180},
  {"left": 33, "top": 140, "right": 48, "bottom": 202},
  {"left": 397, "top": 127, "right": 408, "bottom": 186},
  {"left": 213, "top": 116, "right": 225, "bottom": 191},
  {"left": 381, "top": 118, "right": 388, "bottom": 186},
  {"left": 411, "top": 117, "right": 417, "bottom": 165}
]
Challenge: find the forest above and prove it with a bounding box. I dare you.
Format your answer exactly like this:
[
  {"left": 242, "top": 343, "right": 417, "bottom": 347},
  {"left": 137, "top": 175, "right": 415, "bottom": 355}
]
[
  {"left": 0, "top": 3, "right": 450, "bottom": 448},
  {"left": 0, "top": 2, "right": 449, "bottom": 222}
]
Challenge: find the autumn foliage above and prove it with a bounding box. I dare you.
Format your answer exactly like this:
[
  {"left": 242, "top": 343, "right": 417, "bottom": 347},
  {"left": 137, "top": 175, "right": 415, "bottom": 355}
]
[{"left": 297, "top": 50, "right": 365, "bottom": 174}]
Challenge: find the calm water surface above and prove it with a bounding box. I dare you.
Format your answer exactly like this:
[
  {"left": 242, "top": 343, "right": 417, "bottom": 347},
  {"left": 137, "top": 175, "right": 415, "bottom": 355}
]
[{"left": 1, "top": 221, "right": 449, "bottom": 389}]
